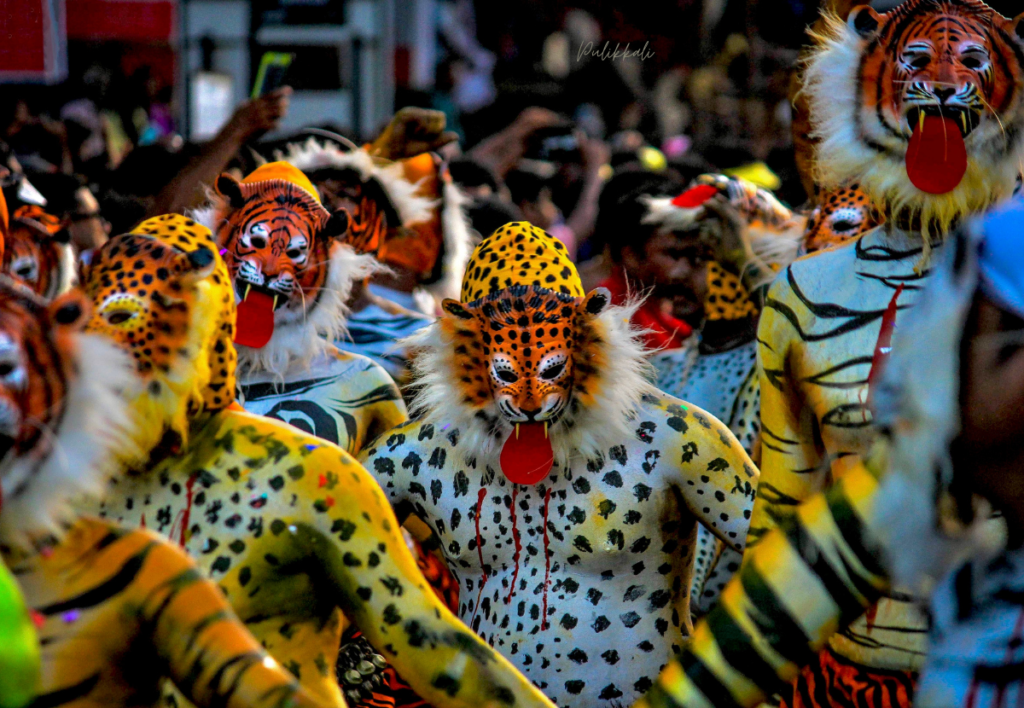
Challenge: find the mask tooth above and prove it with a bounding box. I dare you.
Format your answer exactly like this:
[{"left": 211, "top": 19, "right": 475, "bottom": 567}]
[
  {"left": 960, "top": 112, "right": 968, "bottom": 135},
  {"left": 919, "top": 110, "right": 926, "bottom": 132},
  {"left": 272, "top": 295, "right": 279, "bottom": 310},
  {"left": 544, "top": 422, "right": 549, "bottom": 439},
  {"left": 244, "top": 284, "right": 251, "bottom": 301},
  {"left": 516, "top": 424, "right": 520, "bottom": 440}
]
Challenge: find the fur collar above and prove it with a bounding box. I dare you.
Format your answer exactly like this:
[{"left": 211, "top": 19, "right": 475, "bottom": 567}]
[
  {"left": 0, "top": 334, "right": 136, "bottom": 552},
  {"left": 422, "top": 179, "right": 473, "bottom": 303},
  {"left": 235, "top": 243, "right": 383, "bottom": 380},
  {"left": 404, "top": 299, "right": 658, "bottom": 468},
  {"left": 280, "top": 139, "right": 436, "bottom": 226}
]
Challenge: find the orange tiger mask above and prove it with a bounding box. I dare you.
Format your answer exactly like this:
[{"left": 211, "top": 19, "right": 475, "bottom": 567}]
[
  {"left": 807, "top": 0, "right": 1024, "bottom": 234},
  {"left": 211, "top": 162, "right": 351, "bottom": 350},
  {"left": 4, "top": 207, "right": 74, "bottom": 299}
]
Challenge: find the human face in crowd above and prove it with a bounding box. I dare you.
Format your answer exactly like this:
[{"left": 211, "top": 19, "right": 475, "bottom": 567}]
[
  {"left": 68, "top": 187, "right": 109, "bottom": 253},
  {"left": 622, "top": 229, "right": 709, "bottom": 323}
]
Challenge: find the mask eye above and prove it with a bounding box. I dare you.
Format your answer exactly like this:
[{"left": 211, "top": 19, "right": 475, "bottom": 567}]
[
  {"left": 0, "top": 361, "right": 18, "bottom": 378},
  {"left": 497, "top": 369, "right": 519, "bottom": 384},
  {"left": 910, "top": 56, "right": 930, "bottom": 70},
  {"left": 247, "top": 223, "right": 269, "bottom": 250},
  {"left": 540, "top": 362, "right": 565, "bottom": 380},
  {"left": 105, "top": 309, "right": 136, "bottom": 326},
  {"left": 831, "top": 219, "right": 856, "bottom": 233}
]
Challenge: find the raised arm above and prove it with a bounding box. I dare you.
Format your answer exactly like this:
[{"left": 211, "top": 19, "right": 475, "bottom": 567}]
[
  {"left": 328, "top": 350, "right": 409, "bottom": 455},
  {"left": 296, "top": 445, "right": 555, "bottom": 708},
  {"left": 634, "top": 459, "right": 889, "bottom": 708},
  {"left": 750, "top": 284, "right": 827, "bottom": 547},
  {"left": 137, "top": 531, "right": 326, "bottom": 708},
  {"left": 655, "top": 399, "right": 759, "bottom": 554}
]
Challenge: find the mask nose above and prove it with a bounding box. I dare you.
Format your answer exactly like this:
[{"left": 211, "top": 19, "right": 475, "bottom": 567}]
[
  {"left": 520, "top": 407, "right": 542, "bottom": 421},
  {"left": 934, "top": 87, "right": 956, "bottom": 104}
]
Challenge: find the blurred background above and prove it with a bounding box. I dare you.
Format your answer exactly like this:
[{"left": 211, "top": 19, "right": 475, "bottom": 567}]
[{"left": 2, "top": 0, "right": 1019, "bottom": 255}]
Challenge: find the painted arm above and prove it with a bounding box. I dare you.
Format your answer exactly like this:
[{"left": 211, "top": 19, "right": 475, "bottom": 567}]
[
  {"left": 296, "top": 445, "right": 555, "bottom": 708},
  {"left": 634, "top": 460, "right": 889, "bottom": 708},
  {"left": 137, "top": 531, "right": 326, "bottom": 708},
  {"left": 329, "top": 350, "right": 409, "bottom": 456},
  {"left": 749, "top": 283, "right": 827, "bottom": 547},
  {"left": 0, "top": 559, "right": 39, "bottom": 708},
  {"left": 657, "top": 399, "right": 759, "bottom": 554}
]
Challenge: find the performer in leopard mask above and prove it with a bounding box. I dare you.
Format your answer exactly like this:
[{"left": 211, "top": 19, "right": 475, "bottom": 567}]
[
  {"left": 360, "top": 221, "right": 759, "bottom": 708},
  {"left": 78, "top": 213, "right": 558, "bottom": 708},
  {"left": 636, "top": 1, "right": 1024, "bottom": 707}
]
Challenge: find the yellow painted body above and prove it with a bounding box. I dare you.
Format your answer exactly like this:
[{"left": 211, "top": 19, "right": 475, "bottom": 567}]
[
  {"left": 88, "top": 407, "right": 556, "bottom": 708},
  {"left": 4, "top": 518, "right": 323, "bottom": 708},
  {"left": 753, "top": 227, "right": 928, "bottom": 669}
]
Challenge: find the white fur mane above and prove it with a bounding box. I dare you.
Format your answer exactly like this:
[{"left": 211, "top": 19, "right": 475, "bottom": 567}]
[
  {"left": 804, "top": 12, "right": 1024, "bottom": 240},
  {"left": 235, "top": 243, "right": 384, "bottom": 379},
  {"left": 0, "top": 334, "right": 137, "bottom": 552},
  {"left": 405, "top": 298, "right": 658, "bottom": 468},
  {"left": 422, "top": 179, "right": 473, "bottom": 304},
  {"left": 280, "top": 139, "right": 436, "bottom": 226}
]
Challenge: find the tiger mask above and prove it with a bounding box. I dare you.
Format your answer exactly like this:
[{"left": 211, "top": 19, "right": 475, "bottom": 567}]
[
  {"left": 202, "top": 162, "right": 381, "bottom": 377},
  {"left": 0, "top": 279, "right": 134, "bottom": 551},
  {"left": 805, "top": 0, "right": 1024, "bottom": 238},
  {"left": 406, "top": 222, "right": 655, "bottom": 483},
  {"left": 4, "top": 210, "right": 75, "bottom": 299}
]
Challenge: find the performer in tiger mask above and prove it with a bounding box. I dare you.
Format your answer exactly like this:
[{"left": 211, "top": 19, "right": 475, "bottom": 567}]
[
  {"left": 635, "top": 1, "right": 1024, "bottom": 707},
  {"left": 194, "top": 161, "right": 407, "bottom": 454}
]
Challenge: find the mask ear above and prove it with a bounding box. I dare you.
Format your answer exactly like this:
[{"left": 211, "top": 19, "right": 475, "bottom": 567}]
[
  {"left": 1012, "top": 12, "right": 1024, "bottom": 42},
  {"left": 215, "top": 173, "right": 246, "bottom": 209},
  {"left": 48, "top": 289, "right": 90, "bottom": 331},
  {"left": 580, "top": 287, "right": 611, "bottom": 317},
  {"left": 442, "top": 299, "right": 475, "bottom": 320},
  {"left": 322, "top": 208, "right": 351, "bottom": 239},
  {"left": 174, "top": 246, "right": 217, "bottom": 284},
  {"left": 848, "top": 5, "right": 882, "bottom": 38}
]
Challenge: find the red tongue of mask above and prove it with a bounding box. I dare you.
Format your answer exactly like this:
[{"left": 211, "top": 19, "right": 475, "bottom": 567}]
[
  {"left": 234, "top": 290, "right": 276, "bottom": 348},
  {"left": 499, "top": 422, "right": 554, "bottom": 485},
  {"left": 906, "top": 114, "right": 967, "bottom": 195}
]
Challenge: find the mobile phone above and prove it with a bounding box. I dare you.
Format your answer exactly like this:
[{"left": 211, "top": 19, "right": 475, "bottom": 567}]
[{"left": 252, "top": 52, "right": 294, "bottom": 98}]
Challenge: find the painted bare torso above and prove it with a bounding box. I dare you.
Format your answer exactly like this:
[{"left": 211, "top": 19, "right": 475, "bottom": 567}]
[
  {"left": 360, "top": 393, "right": 758, "bottom": 708},
  {"left": 755, "top": 225, "right": 931, "bottom": 669},
  {"left": 87, "top": 408, "right": 553, "bottom": 708}
]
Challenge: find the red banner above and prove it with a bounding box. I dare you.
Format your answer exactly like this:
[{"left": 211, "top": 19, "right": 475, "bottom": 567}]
[
  {"left": 66, "top": 0, "right": 176, "bottom": 43},
  {"left": 0, "top": 0, "right": 67, "bottom": 83}
]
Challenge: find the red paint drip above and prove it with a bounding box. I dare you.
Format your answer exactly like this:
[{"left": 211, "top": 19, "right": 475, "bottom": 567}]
[
  {"left": 864, "top": 602, "right": 878, "bottom": 634},
  {"left": 965, "top": 677, "right": 979, "bottom": 708},
  {"left": 139, "top": 513, "right": 146, "bottom": 528},
  {"left": 180, "top": 473, "right": 198, "bottom": 547},
  {"left": 541, "top": 487, "right": 552, "bottom": 631},
  {"left": 867, "top": 284, "right": 904, "bottom": 403},
  {"left": 169, "top": 472, "right": 198, "bottom": 548},
  {"left": 470, "top": 488, "right": 489, "bottom": 628},
  {"left": 506, "top": 486, "right": 522, "bottom": 604}
]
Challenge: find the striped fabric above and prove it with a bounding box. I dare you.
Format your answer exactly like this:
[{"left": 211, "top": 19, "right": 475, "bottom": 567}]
[
  {"left": 338, "top": 302, "right": 432, "bottom": 383},
  {"left": 637, "top": 461, "right": 890, "bottom": 708}
]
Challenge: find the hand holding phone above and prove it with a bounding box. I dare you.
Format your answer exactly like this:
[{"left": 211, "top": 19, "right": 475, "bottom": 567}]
[{"left": 252, "top": 52, "right": 295, "bottom": 99}]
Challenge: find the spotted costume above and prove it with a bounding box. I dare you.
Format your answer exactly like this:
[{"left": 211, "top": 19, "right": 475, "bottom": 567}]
[
  {"left": 79, "top": 215, "right": 556, "bottom": 708},
  {"left": 360, "top": 222, "right": 759, "bottom": 708},
  {"left": 636, "top": 2, "right": 1024, "bottom": 707}
]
